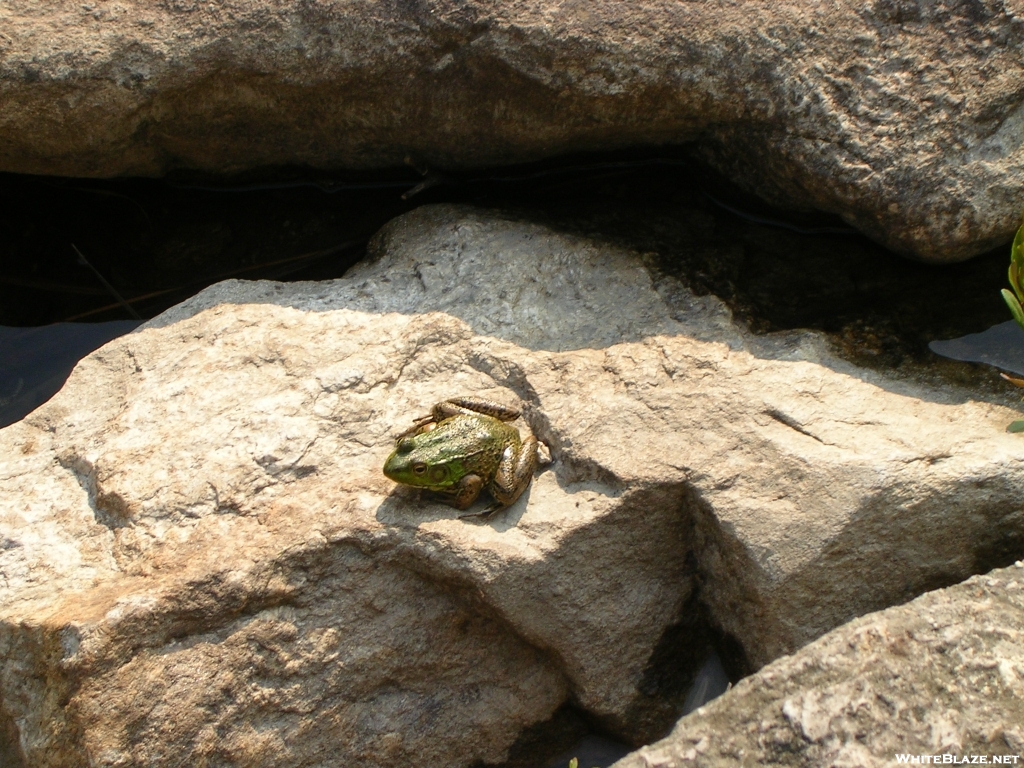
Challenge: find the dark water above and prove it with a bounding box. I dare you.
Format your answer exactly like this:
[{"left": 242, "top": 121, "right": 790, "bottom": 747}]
[
  {"left": 929, "top": 320, "right": 1024, "bottom": 376},
  {"left": 0, "top": 321, "right": 141, "bottom": 428}
]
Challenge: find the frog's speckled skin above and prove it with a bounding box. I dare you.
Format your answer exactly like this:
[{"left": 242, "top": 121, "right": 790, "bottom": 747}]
[{"left": 382, "top": 397, "right": 538, "bottom": 516}]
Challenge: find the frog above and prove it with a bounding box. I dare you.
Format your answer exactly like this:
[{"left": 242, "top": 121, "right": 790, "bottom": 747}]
[{"left": 382, "top": 396, "right": 539, "bottom": 516}]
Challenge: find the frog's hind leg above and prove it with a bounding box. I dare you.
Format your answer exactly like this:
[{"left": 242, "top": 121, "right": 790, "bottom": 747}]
[
  {"left": 484, "top": 436, "right": 539, "bottom": 516},
  {"left": 434, "top": 397, "right": 522, "bottom": 423},
  {"left": 394, "top": 417, "right": 437, "bottom": 441}
]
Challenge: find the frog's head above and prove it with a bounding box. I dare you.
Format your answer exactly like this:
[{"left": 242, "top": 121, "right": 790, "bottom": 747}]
[{"left": 383, "top": 429, "right": 468, "bottom": 490}]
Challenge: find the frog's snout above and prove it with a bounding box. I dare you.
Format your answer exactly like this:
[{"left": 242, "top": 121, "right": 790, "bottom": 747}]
[
  {"left": 383, "top": 437, "right": 416, "bottom": 481},
  {"left": 382, "top": 450, "right": 404, "bottom": 481}
]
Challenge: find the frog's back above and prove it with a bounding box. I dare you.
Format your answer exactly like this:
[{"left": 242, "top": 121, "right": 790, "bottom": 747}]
[{"left": 442, "top": 413, "right": 520, "bottom": 477}]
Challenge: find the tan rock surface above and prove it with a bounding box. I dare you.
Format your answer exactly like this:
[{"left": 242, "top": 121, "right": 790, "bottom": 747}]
[
  {"left": 3, "top": 1, "right": 1024, "bottom": 260},
  {"left": 613, "top": 562, "right": 1024, "bottom": 768},
  {"left": 1, "top": 205, "right": 1024, "bottom": 766}
]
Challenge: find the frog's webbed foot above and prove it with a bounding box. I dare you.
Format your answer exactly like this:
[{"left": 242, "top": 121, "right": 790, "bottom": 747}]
[
  {"left": 433, "top": 397, "right": 522, "bottom": 423},
  {"left": 457, "top": 496, "right": 506, "bottom": 519},
  {"left": 486, "top": 435, "right": 539, "bottom": 514},
  {"left": 460, "top": 508, "right": 499, "bottom": 520}
]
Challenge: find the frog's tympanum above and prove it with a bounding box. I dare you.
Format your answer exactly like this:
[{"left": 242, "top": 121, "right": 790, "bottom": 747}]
[{"left": 383, "top": 396, "right": 539, "bottom": 516}]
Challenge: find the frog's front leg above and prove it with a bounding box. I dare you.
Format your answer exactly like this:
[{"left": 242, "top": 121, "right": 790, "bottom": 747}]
[
  {"left": 484, "top": 436, "right": 539, "bottom": 515},
  {"left": 432, "top": 397, "right": 522, "bottom": 423},
  {"left": 432, "top": 473, "right": 485, "bottom": 511}
]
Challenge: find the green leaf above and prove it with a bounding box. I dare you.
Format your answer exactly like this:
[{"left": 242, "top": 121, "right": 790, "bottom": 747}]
[
  {"left": 1010, "top": 216, "right": 1024, "bottom": 300},
  {"left": 569, "top": 760, "right": 578, "bottom": 768},
  {"left": 1013, "top": 216, "right": 1024, "bottom": 266},
  {"left": 1002, "top": 289, "right": 1024, "bottom": 330},
  {"left": 1011, "top": 262, "right": 1024, "bottom": 301},
  {"left": 1007, "top": 420, "right": 1024, "bottom": 433}
]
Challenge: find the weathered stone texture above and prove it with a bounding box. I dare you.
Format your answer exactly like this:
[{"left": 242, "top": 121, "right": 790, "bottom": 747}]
[{"left": 3, "top": 1, "right": 1024, "bottom": 259}]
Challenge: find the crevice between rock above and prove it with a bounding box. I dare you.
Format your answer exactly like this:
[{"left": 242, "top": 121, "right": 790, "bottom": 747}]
[{"left": 0, "top": 695, "right": 27, "bottom": 768}]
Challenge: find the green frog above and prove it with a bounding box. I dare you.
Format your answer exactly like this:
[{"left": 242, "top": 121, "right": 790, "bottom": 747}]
[{"left": 382, "top": 396, "right": 539, "bottom": 516}]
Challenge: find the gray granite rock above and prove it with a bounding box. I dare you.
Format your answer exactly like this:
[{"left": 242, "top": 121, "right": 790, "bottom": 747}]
[{"left": 613, "top": 562, "right": 1024, "bottom": 768}]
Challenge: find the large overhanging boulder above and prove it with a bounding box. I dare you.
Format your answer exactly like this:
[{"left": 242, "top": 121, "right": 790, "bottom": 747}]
[
  {"left": 3, "top": 1, "right": 1024, "bottom": 261},
  {"left": 1, "top": 205, "right": 1023, "bottom": 766}
]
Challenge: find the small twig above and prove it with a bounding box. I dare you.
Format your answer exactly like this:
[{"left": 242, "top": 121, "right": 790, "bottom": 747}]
[
  {"left": 401, "top": 174, "right": 446, "bottom": 199},
  {"left": 168, "top": 179, "right": 416, "bottom": 194},
  {"left": 701, "top": 192, "right": 859, "bottom": 236},
  {"left": 71, "top": 244, "right": 142, "bottom": 320},
  {"left": 63, "top": 288, "right": 178, "bottom": 322},
  {"left": 66, "top": 186, "right": 151, "bottom": 224},
  {"left": 401, "top": 156, "right": 449, "bottom": 199},
  {"left": 63, "top": 239, "right": 364, "bottom": 322}
]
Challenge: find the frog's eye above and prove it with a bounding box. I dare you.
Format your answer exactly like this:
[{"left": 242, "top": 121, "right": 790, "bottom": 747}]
[
  {"left": 397, "top": 438, "right": 416, "bottom": 453},
  {"left": 412, "top": 462, "right": 427, "bottom": 475}
]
